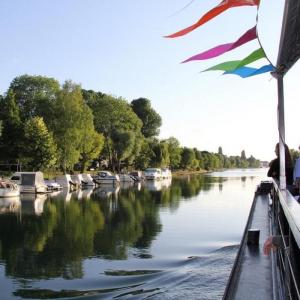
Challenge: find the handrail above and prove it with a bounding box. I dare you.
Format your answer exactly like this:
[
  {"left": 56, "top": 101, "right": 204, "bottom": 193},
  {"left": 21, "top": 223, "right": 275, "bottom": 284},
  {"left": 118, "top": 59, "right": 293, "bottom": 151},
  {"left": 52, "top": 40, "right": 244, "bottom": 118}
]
[
  {"left": 271, "top": 181, "right": 300, "bottom": 299},
  {"left": 273, "top": 181, "right": 300, "bottom": 248}
]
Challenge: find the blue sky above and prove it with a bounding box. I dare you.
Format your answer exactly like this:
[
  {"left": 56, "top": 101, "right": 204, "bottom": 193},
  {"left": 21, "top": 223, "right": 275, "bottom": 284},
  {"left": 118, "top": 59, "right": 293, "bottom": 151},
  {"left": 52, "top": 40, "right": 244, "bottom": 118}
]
[{"left": 1, "top": 0, "right": 299, "bottom": 161}]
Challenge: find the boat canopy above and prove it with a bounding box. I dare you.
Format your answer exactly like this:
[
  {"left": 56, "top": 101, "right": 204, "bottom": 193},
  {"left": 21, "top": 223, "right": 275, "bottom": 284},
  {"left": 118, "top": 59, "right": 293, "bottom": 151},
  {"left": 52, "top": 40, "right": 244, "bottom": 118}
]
[
  {"left": 275, "top": 0, "right": 300, "bottom": 189},
  {"left": 276, "top": 0, "right": 300, "bottom": 75}
]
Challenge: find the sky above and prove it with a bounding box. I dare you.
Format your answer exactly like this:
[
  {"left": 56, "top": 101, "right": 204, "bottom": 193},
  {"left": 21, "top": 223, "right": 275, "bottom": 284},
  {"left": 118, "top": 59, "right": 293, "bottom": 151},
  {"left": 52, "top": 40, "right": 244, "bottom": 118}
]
[{"left": 1, "top": 0, "right": 299, "bottom": 161}]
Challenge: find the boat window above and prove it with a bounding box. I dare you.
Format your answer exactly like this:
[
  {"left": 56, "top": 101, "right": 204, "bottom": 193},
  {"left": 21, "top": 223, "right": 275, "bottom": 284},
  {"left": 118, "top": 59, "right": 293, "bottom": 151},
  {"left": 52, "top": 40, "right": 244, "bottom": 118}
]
[
  {"left": 21, "top": 174, "right": 35, "bottom": 185},
  {"left": 11, "top": 176, "right": 20, "bottom": 180}
]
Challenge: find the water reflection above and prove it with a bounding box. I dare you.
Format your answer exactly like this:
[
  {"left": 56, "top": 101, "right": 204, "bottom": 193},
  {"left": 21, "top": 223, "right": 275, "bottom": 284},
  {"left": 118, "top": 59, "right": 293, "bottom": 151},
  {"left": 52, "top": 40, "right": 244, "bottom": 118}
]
[
  {"left": 0, "top": 196, "right": 21, "bottom": 213},
  {"left": 0, "top": 169, "right": 267, "bottom": 299}
]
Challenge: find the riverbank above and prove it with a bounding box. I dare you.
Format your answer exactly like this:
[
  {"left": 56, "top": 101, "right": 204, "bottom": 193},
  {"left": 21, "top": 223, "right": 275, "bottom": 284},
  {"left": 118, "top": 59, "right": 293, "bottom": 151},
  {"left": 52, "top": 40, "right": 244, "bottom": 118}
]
[{"left": 171, "top": 169, "right": 208, "bottom": 177}]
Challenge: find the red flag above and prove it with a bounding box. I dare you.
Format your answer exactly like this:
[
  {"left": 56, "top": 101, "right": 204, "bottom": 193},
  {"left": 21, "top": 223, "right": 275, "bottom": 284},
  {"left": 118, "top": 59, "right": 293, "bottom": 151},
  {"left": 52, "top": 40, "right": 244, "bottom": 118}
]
[{"left": 165, "top": 0, "right": 260, "bottom": 38}]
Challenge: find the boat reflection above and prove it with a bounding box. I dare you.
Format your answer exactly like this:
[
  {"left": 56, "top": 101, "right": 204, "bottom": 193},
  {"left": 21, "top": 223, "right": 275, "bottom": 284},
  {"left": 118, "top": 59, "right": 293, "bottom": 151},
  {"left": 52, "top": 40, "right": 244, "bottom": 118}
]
[
  {"left": 143, "top": 178, "right": 172, "bottom": 191},
  {"left": 93, "top": 185, "right": 120, "bottom": 200},
  {"left": 20, "top": 194, "right": 48, "bottom": 215},
  {"left": 0, "top": 196, "right": 21, "bottom": 213}
]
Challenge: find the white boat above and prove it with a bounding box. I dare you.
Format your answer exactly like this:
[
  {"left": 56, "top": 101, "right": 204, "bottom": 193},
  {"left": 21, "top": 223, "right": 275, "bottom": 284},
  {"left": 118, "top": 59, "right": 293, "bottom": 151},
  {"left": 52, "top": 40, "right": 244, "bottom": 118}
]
[
  {"left": 118, "top": 174, "right": 136, "bottom": 182},
  {"left": 55, "top": 174, "right": 78, "bottom": 190},
  {"left": 10, "top": 172, "right": 48, "bottom": 194},
  {"left": 144, "top": 168, "right": 162, "bottom": 180},
  {"left": 129, "top": 171, "right": 144, "bottom": 181},
  {"left": 44, "top": 179, "right": 62, "bottom": 191},
  {"left": 94, "top": 171, "right": 120, "bottom": 184},
  {"left": 161, "top": 168, "right": 172, "bottom": 179},
  {"left": 81, "top": 174, "right": 95, "bottom": 187},
  {"left": 0, "top": 180, "right": 20, "bottom": 197},
  {"left": 71, "top": 174, "right": 83, "bottom": 187}
]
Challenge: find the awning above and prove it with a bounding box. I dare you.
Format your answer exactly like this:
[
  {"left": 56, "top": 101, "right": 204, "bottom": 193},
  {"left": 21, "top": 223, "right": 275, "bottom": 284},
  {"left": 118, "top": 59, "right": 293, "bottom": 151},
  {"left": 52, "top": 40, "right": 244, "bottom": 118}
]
[{"left": 276, "top": 0, "right": 300, "bottom": 75}]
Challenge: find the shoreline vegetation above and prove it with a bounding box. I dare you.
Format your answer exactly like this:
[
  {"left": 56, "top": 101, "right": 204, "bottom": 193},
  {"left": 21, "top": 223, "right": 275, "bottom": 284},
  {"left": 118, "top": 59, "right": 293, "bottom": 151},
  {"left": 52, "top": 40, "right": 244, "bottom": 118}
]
[{"left": 0, "top": 74, "right": 264, "bottom": 175}]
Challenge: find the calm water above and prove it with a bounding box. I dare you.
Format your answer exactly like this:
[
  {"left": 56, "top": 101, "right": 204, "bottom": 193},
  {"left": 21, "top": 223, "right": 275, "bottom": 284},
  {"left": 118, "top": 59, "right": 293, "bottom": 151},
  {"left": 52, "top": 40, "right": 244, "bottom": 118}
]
[{"left": 0, "top": 169, "right": 268, "bottom": 300}]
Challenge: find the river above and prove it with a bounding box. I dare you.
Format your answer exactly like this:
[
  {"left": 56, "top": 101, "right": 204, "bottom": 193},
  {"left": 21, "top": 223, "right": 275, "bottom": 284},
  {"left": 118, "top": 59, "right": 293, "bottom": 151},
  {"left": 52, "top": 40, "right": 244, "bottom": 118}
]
[{"left": 0, "top": 169, "right": 268, "bottom": 300}]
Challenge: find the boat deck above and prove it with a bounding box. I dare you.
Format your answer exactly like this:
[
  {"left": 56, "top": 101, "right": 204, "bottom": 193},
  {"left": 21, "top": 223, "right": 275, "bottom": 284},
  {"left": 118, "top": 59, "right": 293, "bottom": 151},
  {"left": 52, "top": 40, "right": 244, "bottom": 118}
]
[{"left": 223, "top": 193, "right": 273, "bottom": 300}]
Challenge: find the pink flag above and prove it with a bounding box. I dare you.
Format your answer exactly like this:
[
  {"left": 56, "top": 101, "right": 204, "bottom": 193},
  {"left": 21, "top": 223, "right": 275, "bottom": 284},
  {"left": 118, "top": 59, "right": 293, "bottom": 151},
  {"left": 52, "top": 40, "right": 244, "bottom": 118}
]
[
  {"left": 165, "top": 0, "right": 260, "bottom": 38},
  {"left": 182, "top": 26, "right": 257, "bottom": 63}
]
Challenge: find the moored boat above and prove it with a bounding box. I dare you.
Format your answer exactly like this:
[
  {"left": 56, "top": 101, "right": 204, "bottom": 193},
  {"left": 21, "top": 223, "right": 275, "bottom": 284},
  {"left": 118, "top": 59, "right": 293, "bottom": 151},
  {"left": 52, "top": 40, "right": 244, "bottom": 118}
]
[
  {"left": 144, "top": 168, "right": 162, "bottom": 180},
  {"left": 10, "top": 172, "right": 48, "bottom": 194},
  {"left": 0, "top": 180, "right": 20, "bottom": 197},
  {"left": 93, "top": 171, "right": 120, "bottom": 185}
]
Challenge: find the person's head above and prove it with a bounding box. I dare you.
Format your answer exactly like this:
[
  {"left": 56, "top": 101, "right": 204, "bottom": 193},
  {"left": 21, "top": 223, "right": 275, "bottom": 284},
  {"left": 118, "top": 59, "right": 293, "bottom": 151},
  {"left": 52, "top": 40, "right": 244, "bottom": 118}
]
[{"left": 275, "top": 142, "right": 293, "bottom": 167}]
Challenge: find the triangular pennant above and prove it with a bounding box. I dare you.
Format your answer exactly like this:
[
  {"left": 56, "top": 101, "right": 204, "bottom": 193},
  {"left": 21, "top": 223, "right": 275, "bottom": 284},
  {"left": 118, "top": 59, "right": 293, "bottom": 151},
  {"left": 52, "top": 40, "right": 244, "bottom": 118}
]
[
  {"left": 203, "top": 48, "right": 265, "bottom": 72},
  {"left": 182, "top": 26, "right": 257, "bottom": 63},
  {"left": 165, "top": 0, "right": 260, "bottom": 38},
  {"left": 223, "top": 64, "right": 275, "bottom": 78}
]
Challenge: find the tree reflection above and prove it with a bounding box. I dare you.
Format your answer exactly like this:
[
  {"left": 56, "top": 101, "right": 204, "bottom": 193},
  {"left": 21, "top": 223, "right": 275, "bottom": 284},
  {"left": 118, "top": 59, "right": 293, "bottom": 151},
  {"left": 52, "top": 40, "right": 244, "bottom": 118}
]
[{"left": 0, "top": 174, "right": 216, "bottom": 280}]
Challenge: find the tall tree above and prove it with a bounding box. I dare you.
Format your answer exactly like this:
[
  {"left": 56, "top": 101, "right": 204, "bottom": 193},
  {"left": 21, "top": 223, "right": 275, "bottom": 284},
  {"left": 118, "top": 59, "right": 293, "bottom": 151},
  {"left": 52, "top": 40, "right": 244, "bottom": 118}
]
[
  {"left": 52, "top": 81, "right": 87, "bottom": 173},
  {"left": 79, "top": 104, "right": 105, "bottom": 172},
  {"left": 0, "top": 90, "right": 23, "bottom": 162},
  {"left": 8, "top": 74, "right": 60, "bottom": 123},
  {"left": 165, "top": 137, "right": 182, "bottom": 169},
  {"left": 89, "top": 94, "right": 143, "bottom": 171},
  {"left": 131, "top": 98, "right": 162, "bottom": 138},
  {"left": 22, "top": 117, "right": 57, "bottom": 171}
]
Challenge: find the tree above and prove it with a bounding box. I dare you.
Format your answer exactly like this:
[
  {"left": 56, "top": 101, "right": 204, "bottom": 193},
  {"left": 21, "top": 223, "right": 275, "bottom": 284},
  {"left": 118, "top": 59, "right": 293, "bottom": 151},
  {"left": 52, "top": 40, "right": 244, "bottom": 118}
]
[
  {"left": 89, "top": 94, "right": 143, "bottom": 171},
  {"left": 79, "top": 105, "right": 105, "bottom": 173},
  {"left": 165, "top": 137, "right": 182, "bottom": 169},
  {"left": 181, "top": 147, "right": 196, "bottom": 169},
  {"left": 241, "top": 150, "right": 246, "bottom": 160},
  {"left": 131, "top": 98, "right": 162, "bottom": 138},
  {"left": 52, "top": 81, "right": 87, "bottom": 173},
  {"left": 218, "top": 146, "right": 223, "bottom": 155},
  {"left": 22, "top": 117, "right": 57, "bottom": 170},
  {"left": 0, "top": 90, "right": 23, "bottom": 162},
  {"left": 8, "top": 74, "right": 60, "bottom": 123}
]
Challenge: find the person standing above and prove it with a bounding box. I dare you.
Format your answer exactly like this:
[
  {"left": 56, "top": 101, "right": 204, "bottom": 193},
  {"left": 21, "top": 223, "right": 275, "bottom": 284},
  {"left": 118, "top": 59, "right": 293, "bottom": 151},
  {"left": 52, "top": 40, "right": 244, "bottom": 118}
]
[{"left": 267, "top": 143, "right": 294, "bottom": 185}]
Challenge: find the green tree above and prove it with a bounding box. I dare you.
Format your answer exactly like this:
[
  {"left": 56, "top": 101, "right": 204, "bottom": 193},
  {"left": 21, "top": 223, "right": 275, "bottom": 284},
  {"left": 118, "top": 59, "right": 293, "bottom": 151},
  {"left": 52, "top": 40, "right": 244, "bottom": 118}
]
[
  {"left": 218, "top": 146, "right": 223, "bottom": 155},
  {"left": 131, "top": 98, "right": 162, "bottom": 138},
  {"left": 89, "top": 94, "right": 143, "bottom": 171},
  {"left": 0, "top": 90, "right": 23, "bottom": 162},
  {"left": 52, "top": 81, "right": 87, "bottom": 173},
  {"left": 22, "top": 117, "right": 57, "bottom": 170},
  {"left": 241, "top": 150, "right": 246, "bottom": 160},
  {"left": 8, "top": 74, "right": 60, "bottom": 123},
  {"left": 79, "top": 105, "right": 105, "bottom": 173},
  {"left": 181, "top": 147, "right": 196, "bottom": 169},
  {"left": 165, "top": 137, "right": 182, "bottom": 169}
]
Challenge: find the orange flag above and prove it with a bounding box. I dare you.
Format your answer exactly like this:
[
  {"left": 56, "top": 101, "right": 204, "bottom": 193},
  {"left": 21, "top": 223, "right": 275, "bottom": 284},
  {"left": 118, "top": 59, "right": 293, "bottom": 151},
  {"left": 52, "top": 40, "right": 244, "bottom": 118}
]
[{"left": 165, "top": 0, "right": 260, "bottom": 38}]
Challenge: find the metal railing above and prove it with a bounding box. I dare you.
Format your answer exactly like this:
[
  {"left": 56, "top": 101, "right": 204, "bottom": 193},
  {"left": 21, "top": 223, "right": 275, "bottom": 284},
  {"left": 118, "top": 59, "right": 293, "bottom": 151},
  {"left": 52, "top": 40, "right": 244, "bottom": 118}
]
[{"left": 270, "top": 182, "right": 300, "bottom": 300}]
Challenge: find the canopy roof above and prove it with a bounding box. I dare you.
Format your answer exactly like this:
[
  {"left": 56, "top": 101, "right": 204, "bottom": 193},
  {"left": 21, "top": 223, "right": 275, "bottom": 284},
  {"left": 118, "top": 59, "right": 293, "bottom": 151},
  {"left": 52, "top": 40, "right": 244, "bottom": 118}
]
[{"left": 277, "top": 0, "right": 300, "bottom": 74}]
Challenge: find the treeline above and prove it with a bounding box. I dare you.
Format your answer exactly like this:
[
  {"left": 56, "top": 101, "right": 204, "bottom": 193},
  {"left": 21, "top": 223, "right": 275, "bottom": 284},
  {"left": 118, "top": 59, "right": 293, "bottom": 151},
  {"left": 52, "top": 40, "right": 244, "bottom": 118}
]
[{"left": 0, "top": 74, "right": 260, "bottom": 173}]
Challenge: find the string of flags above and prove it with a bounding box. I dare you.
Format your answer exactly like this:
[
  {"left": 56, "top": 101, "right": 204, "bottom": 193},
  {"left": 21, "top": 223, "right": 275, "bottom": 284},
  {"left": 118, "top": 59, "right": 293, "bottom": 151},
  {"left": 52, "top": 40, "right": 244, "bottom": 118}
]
[{"left": 165, "top": 0, "right": 275, "bottom": 78}]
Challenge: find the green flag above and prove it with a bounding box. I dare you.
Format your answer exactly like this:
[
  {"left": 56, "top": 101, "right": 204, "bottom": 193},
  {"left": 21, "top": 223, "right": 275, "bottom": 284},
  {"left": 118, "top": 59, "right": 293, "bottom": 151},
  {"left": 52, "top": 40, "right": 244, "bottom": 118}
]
[{"left": 203, "top": 48, "right": 265, "bottom": 72}]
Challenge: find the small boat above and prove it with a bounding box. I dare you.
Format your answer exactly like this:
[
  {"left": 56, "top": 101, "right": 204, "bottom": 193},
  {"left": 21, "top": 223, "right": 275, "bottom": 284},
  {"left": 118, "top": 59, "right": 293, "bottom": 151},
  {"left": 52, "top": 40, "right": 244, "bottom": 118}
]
[
  {"left": 81, "top": 174, "right": 95, "bottom": 187},
  {"left": 10, "top": 172, "right": 48, "bottom": 194},
  {"left": 144, "top": 168, "right": 162, "bottom": 180},
  {"left": 129, "top": 171, "right": 144, "bottom": 181},
  {"left": 0, "top": 180, "right": 20, "bottom": 197},
  {"left": 161, "top": 168, "right": 172, "bottom": 179},
  {"left": 94, "top": 171, "right": 120, "bottom": 185},
  {"left": 118, "top": 173, "right": 136, "bottom": 182},
  {"left": 55, "top": 174, "right": 78, "bottom": 190},
  {"left": 44, "top": 179, "right": 62, "bottom": 191}
]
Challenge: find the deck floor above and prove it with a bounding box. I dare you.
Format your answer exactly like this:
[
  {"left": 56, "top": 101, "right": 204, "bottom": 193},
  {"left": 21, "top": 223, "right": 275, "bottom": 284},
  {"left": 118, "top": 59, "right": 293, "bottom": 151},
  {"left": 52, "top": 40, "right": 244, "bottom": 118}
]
[{"left": 225, "top": 194, "right": 273, "bottom": 300}]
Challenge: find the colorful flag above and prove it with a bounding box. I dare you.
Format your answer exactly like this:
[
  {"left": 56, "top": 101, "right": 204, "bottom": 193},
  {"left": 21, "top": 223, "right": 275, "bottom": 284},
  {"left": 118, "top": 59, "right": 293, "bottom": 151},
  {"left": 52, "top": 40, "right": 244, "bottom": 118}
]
[
  {"left": 203, "top": 48, "right": 265, "bottom": 71},
  {"left": 182, "top": 26, "right": 257, "bottom": 63},
  {"left": 223, "top": 64, "right": 275, "bottom": 78},
  {"left": 165, "top": 0, "right": 260, "bottom": 38}
]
